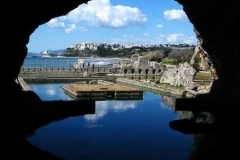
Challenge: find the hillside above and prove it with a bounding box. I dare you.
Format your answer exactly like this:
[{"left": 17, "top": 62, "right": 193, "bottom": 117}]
[
  {"left": 47, "top": 49, "right": 66, "bottom": 54},
  {"left": 27, "top": 52, "right": 39, "bottom": 56},
  {"left": 61, "top": 45, "right": 194, "bottom": 59},
  {"left": 61, "top": 45, "right": 195, "bottom": 65}
]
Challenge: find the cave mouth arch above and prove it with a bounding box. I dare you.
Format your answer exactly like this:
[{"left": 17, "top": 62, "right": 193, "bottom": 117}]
[
  {"left": 4, "top": 0, "right": 240, "bottom": 160},
  {"left": 22, "top": 1, "right": 200, "bottom": 98},
  {"left": 10, "top": 0, "right": 237, "bottom": 97}
]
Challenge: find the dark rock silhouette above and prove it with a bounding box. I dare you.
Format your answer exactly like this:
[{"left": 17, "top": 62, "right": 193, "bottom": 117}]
[
  {"left": 170, "top": 96, "right": 240, "bottom": 160},
  {"left": 1, "top": 84, "right": 95, "bottom": 159},
  {"left": 169, "top": 119, "right": 217, "bottom": 134}
]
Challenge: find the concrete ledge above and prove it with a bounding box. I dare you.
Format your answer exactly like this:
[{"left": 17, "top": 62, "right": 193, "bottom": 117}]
[{"left": 17, "top": 77, "right": 32, "bottom": 91}]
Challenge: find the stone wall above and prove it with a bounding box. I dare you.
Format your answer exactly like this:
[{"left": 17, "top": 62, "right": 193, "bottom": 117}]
[{"left": 132, "top": 56, "right": 149, "bottom": 69}]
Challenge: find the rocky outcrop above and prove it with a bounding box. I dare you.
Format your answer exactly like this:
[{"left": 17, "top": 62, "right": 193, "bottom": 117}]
[
  {"left": 160, "top": 62, "right": 196, "bottom": 90},
  {"left": 190, "top": 41, "right": 209, "bottom": 71},
  {"left": 190, "top": 30, "right": 218, "bottom": 80}
]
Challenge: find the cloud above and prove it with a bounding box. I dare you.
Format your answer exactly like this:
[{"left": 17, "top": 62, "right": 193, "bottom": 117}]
[
  {"left": 156, "top": 24, "right": 163, "bottom": 28},
  {"left": 143, "top": 33, "right": 150, "bottom": 36},
  {"left": 112, "top": 33, "right": 196, "bottom": 45},
  {"left": 66, "top": 0, "right": 147, "bottom": 28},
  {"left": 122, "top": 34, "right": 133, "bottom": 38},
  {"left": 84, "top": 101, "right": 138, "bottom": 122},
  {"left": 163, "top": 9, "right": 188, "bottom": 21},
  {"left": 161, "top": 33, "right": 196, "bottom": 44},
  {"left": 64, "top": 24, "right": 77, "bottom": 33},
  {"left": 46, "top": 0, "right": 146, "bottom": 32},
  {"left": 59, "top": 16, "right": 67, "bottom": 21},
  {"left": 47, "top": 18, "right": 65, "bottom": 28},
  {"left": 79, "top": 26, "right": 88, "bottom": 32},
  {"left": 112, "top": 37, "right": 157, "bottom": 45}
]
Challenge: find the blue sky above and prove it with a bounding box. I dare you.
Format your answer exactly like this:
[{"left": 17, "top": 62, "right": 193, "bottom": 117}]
[{"left": 27, "top": 0, "right": 196, "bottom": 53}]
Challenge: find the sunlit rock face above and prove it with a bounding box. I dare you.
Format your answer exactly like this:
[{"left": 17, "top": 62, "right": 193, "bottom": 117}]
[
  {"left": 160, "top": 62, "right": 196, "bottom": 90},
  {"left": 176, "top": 0, "right": 240, "bottom": 96},
  {"left": 190, "top": 34, "right": 218, "bottom": 82}
]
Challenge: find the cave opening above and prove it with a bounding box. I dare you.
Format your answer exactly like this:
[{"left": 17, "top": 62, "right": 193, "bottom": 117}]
[{"left": 8, "top": 0, "right": 237, "bottom": 159}]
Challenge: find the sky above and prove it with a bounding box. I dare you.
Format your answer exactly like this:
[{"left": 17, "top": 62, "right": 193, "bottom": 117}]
[{"left": 27, "top": 0, "right": 197, "bottom": 53}]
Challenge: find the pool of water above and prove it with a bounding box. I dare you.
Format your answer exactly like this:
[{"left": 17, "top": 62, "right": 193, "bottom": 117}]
[{"left": 27, "top": 83, "right": 193, "bottom": 160}]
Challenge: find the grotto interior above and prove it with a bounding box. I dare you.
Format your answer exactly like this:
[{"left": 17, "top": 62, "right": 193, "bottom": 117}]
[{"left": 1, "top": 0, "right": 240, "bottom": 159}]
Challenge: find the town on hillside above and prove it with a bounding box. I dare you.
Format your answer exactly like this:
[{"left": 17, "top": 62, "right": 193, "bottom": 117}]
[{"left": 61, "top": 42, "right": 195, "bottom": 58}]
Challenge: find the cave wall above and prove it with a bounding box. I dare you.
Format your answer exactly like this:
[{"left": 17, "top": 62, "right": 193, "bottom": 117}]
[
  {"left": 3, "top": 0, "right": 89, "bottom": 89},
  {"left": 176, "top": 0, "right": 240, "bottom": 96}
]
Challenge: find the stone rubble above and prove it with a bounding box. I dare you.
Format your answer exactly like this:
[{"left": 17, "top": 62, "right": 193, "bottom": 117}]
[{"left": 160, "top": 62, "right": 196, "bottom": 90}]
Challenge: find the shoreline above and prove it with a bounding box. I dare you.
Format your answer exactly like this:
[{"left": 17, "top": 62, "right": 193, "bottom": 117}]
[
  {"left": 27, "top": 56, "right": 129, "bottom": 59},
  {"left": 19, "top": 76, "right": 197, "bottom": 98}
]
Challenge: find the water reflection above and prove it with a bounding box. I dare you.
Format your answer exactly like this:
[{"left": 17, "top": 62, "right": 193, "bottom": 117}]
[
  {"left": 160, "top": 95, "right": 176, "bottom": 110},
  {"left": 29, "top": 83, "right": 72, "bottom": 100},
  {"left": 85, "top": 101, "right": 138, "bottom": 122},
  {"left": 24, "top": 83, "right": 193, "bottom": 160},
  {"left": 5, "top": 82, "right": 240, "bottom": 160},
  {"left": 169, "top": 96, "right": 240, "bottom": 160},
  {"left": 46, "top": 88, "right": 56, "bottom": 95}
]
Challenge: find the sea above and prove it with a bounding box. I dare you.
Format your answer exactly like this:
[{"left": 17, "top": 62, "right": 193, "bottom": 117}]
[{"left": 23, "top": 57, "right": 123, "bottom": 69}]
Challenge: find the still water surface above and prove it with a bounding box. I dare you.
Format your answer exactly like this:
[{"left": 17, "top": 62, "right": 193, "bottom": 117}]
[{"left": 26, "top": 83, "right": 193, "bottom": 160}]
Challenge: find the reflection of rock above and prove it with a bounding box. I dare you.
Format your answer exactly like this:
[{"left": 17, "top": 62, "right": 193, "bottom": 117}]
[
  {"left": 84, "top": 101, "right": 137, "bottom": 122},
  {"left": 169, "top": 119, "right": 216, "bottom": 134},
  {"left": 161, "top": 95, "right": 193, "bottom": 119},
  {"left": 161, "top": 95, "right": 176, "bottom": 110}
]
